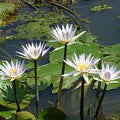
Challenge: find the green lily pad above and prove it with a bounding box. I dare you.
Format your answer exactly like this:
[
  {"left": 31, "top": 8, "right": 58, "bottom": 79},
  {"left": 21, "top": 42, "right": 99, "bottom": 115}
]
[
  {"left": 0, "top": 105, "right": 15, "bottom": 119},
  {"left": 0, "top": 80, "right": 34, "bottom": 112},
  {"left": 38, "top": 107, "right": 66, "bottom": 120},
  {"left": 94, "top": 44, "right": 120, "bottom": 90},
  {"left": 90, "top": 5, "right": 112, "bottom": 12},
  {"left": 94, "top": 81, "right": 120, "bottom": 91},
  {"left": 50, "top": 43, "right": 100, "bottom": 64},
  {"left": 26, "top": 42, "right": 100, "bottom": 93}
]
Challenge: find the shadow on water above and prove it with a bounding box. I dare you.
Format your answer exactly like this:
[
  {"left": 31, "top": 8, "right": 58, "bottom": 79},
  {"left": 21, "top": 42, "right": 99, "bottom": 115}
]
[
  {"left": 26, "top": 80, "right": 120, "bottom": 120},
  {"left": 0, "top": 0, "right": 120, "bottom": 120}
]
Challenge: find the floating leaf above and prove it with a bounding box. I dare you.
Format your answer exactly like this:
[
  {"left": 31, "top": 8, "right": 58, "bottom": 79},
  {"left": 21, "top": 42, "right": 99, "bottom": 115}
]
[
  {"left": 0, "top": 80, "right": 34, "bottom": 116},
  {"left": 0, "top": 105, "right": 15, "bottom": 119},
  {"left": 94, "top": 44, "right": 120, "bottom": 90},
  {"left": 26, "top": 42, "right": 100, "bottom": 93},
  {"left": 50, "top": 43, "right": 100, "bottom": 64},
  {"left": 90, "top": 5, "right": 112, "bottom": 12},
  {"left": 94, "top": 81, "right": 120, "bottom": 91}
]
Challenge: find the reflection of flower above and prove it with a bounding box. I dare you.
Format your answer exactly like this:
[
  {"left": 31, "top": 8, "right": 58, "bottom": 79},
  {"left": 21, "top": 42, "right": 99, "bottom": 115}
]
[
  {"left": 94, "top": 63, "right": 120, "bottom": 85},
  {"left": 63, "top": 53, "right": 99, "bottom": 83},
  {"left": 51, "top": 24, "right": 86, "bottom": 44},
  {"left": 16, "top": 42, "right": 50, "bottom": 60},
  {"left": 0, "top": 60, "right": 25, "bottom": 81}
]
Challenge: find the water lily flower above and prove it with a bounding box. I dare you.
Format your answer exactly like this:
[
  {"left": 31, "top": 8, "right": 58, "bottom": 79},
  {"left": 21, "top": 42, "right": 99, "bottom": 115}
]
[
  {"left": 0, "top": 60, "right": 25, "bottom": 81},
  {"left": 63, "top": 53, "right": 100, "bottom": 83},
  {"left": 50, "top": 24, "right": 86, "bottom": 44},
  {"left": 94, "top": 63, "right": 120, "bottom": 85},
  {"left": 16, "top": 42, "right": 50, "bottom": 60}
]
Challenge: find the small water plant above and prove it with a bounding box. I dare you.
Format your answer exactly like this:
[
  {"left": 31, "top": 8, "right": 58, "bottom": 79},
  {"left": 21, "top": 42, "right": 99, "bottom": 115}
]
[
  {"left": 0, "top": 60, "right": 26, "bottom": 112},
  {"left": 0, "top": 0, "right": 120, "bottom": 119},
  {"left": 16, "top": 42, "right": 50, "bottom": 118},
  {"left": 94, "top": 63, "right": 120, "bottom": 117},
  {"left": 50, "top": 24, "right": 86, "bottom": 108},
  {"left": 90, "top": 5, "right": 112, "bottom": 12},
  {"left": 63, "top": 53, "right": 99, "bottom": 119}
]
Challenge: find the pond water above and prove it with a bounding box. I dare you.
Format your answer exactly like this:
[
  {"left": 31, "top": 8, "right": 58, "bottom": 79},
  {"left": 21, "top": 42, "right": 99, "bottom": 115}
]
[
  {"left": 73, "top": 0, "right": 120, "bottom": 45},
  {"left": 0, "top": 0, "right": 120, "bottom": 120}
]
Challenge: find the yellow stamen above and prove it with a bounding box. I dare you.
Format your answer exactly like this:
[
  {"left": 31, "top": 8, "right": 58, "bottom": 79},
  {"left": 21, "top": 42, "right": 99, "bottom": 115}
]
[
  {"left": 77, "top": 63, "right": 89, "bottom": 71},
  {"left": 9, "top": 68, "right": 17, "bottom": 75}
]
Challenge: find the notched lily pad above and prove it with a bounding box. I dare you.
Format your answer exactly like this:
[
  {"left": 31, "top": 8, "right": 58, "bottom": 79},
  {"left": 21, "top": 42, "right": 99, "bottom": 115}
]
[{"left": 0, "top": 80, "right": 34, "bottom": 112}]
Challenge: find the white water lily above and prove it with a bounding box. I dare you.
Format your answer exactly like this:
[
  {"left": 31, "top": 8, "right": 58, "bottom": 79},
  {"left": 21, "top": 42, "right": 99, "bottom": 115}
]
[
  {"left": 50, "top": 24, "right": 86, "bottom": 44},
  {"left": 16, "top": 42, "right": 50, "bottom": 60},
  {"left": 0, "top": 60, "right": 26, "bottom": 81},
  {"left": 63, "top": 53, "right": 100, "bottom": 83},
  {"left": 94, "top": 63, "right": 120, "bottom": 85}
]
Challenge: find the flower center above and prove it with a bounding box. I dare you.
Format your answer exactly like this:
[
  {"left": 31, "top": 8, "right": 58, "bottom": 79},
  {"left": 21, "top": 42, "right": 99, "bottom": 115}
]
[
  {"left": 103, "top": 72, "right": 111, "bottom": 80},
  {"left": 77, "top": 63, "right": 89, "bottom": 71},
  {"left": 9, "top": 68, "right": 17, "bottom": 75}
]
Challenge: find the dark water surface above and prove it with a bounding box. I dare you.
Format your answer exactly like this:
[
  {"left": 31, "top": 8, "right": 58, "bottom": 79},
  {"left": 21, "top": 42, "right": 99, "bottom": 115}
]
[
  {"left": 73, "top": 0, "right": 120, "bottom": 45},
  {"left": 0, "top": 0, "right": 120, "bottom": 120}
]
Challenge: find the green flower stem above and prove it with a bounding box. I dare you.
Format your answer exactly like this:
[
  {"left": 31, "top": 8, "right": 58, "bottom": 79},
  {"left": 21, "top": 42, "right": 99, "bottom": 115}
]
[
  {"left": 56, "top": 43, "right": 67, "bottom": 108},
  {"left": 13, "top": 80, "right": 21, "bottom": 112},
  {"left": 34, "top": 60, "right": 39, "bottom": 118},
  {"left": 95, "top": 83, "right": 107, "bottom": 118},
  {"left": 80, "top": 76, "right": 84, "bottom": 120},
  {"left": 97, "top": 81, "right": 101, "bottom": 97},
  {"left": 97, "top": 55, "right": 103, "bottom": 97}
]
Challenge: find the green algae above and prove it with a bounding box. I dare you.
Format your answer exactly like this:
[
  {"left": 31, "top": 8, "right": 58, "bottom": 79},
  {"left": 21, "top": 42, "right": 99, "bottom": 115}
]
[
  {"left": 0, "top": 2, "right": 16, "bottom": 25},
  {"left": 15, "top": 13, "right": 68, "bottom": 41}
]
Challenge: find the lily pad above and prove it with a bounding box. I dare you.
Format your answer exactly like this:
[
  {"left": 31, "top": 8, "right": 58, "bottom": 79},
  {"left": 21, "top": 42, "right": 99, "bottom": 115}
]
[
  {"left": 0, "top": 105, "right": 15, "bottom": 119},
  {"left": 90, "top": 5, "right": 112, "bottom": 12},
  {"left": 50, "top": 43, "right": 100, "bottom": 64},
  {"left": 38, "top": 107, "right": 66, "bottom": 120},
  {"left": 26, "top": 42, "right": 100, "bottom": 93},
  {"left": 94, "top": 44, "right": 120, "bottom": 90},
  {"left": 0, "top": 80, "right": 34, "bottom": 114}
]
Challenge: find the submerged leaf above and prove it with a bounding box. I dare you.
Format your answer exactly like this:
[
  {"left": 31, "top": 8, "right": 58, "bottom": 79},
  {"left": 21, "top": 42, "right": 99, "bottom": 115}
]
[{"left": 38, "top": 107, "right": 66, "bottom": 120}]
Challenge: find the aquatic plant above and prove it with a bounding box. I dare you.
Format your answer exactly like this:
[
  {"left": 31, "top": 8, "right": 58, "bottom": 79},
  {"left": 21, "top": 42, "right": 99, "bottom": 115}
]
[
  {"left": 16, "top": 42, "right": 50, "bottom": 117},
  {"left": 94, "top": 63, "right": 120, "bottom": 117},
  {"left": 63, "top": 53, "right": 99, "bottom": 119},
  {"left": 90, "top": 5, "right": 112, "bottom": 12},
  {"left": 0, "top": 60, "right": 25, "bottom": 112},
  {"left": 51, "top": 24, "right": 86, "bottom": 108}
]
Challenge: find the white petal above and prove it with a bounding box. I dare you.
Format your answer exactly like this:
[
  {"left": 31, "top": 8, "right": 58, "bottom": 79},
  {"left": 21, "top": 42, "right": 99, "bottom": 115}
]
[
  {"left": 62, "top": 70, "right": 76, "bottom": 77},
  {"left": 73, "top": 31, "right": 86, "bottom": 41},
  {"left": 83, "top": 74, "right": 89, "bottom": 84}
]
